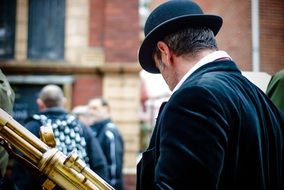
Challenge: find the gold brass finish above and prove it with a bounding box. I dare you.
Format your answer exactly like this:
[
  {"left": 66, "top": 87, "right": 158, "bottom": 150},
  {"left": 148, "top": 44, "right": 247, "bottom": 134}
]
[
  {"left": 0, "top": 108, "right": 115, "bottom": 190},
  {"left": 40, "top": 125, "right": 56, "bottom": 148}
]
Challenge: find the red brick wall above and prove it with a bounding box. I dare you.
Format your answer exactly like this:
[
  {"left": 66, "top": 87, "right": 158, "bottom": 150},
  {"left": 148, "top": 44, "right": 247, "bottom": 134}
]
[
  {"left": 104, "top": 0, "right": 140, "bottom": 63},
  {"left": 89, "top": 0, "right": 140, "bottom": 63},
  {"left": 259, "top": 0, "right": 284, "bottom": 74},
  {"left": 72, "top": 75, "right": 103, "bottom": 106},
  {"left": 89, "top": 0, "right": 105, "bottom": 47},
  {"left": 123, "top": 174, "right": 136, "bottom": 190},
  {"left": 197, "top": 0, "right": 252, "bottom": 71},
  {"left": 151, "top": 0, "right": 284, "bottom": 75}
]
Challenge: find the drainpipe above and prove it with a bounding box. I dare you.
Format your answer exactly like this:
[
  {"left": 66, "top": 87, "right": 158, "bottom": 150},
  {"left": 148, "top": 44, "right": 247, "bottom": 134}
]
[{"left": 252, "top": 0, "right": 260, "bottom": 72}]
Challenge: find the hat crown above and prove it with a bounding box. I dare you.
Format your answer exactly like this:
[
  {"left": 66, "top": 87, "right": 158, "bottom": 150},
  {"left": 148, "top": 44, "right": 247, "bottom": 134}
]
[
  {"left": 144, "top": 0, "right": 204, "bottom": 36},
  {"left": 139, "top": 0, "right": 222, "bottom": 74}
]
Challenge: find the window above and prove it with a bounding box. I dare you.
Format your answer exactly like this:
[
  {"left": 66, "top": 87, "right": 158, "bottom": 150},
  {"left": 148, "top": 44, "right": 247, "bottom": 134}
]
[
  {"left": 0, "top": 0, "right": 16, "bottom": 59},
  {"left": 28, "top": 0, "right": 65, "bottom": 60}
]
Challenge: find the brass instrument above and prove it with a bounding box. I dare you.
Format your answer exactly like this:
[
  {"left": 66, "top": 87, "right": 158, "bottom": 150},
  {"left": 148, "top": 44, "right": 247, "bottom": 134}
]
[{"left": 0, "top": 108, "right": 114, "bottom": 190}]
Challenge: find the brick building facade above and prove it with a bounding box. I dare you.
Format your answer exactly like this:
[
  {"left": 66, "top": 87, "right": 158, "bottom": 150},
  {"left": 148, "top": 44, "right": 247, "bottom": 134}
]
[
  {"left": 199, "top": 0, "right": 284, "bottom": 74},
  {"left": 149, "top": 0, "right": 284, "bottom": 74},
  {"left": 0, "top": 0, "right": 283, "bottom": 189},
  {"left": 0, "top": 0, "right": 140, "bottom": 189}
]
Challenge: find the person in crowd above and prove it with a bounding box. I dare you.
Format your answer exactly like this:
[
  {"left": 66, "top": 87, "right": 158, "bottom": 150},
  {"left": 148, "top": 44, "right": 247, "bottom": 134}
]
[
  {"left": 136, "top": 1, "right": 284, "bottom": 190},
  {"left": 72, "top": 104, "right": 95, "bottom": 127},
  {"left": 266, "top": 69, "right": 284, "bottom": 112},
  {"left": 88, "top": 98, "right": 124, "bottom": 190},
  {"left": 12, "top": 84, "right": 109, "bottom": 190},
  {"left": 0, "top": 69, "right": 15, "bottom": 190}
]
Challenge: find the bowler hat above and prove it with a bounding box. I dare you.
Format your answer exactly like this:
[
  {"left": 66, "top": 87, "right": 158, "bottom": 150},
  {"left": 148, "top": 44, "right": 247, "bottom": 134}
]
[{"left": 138, "top": 0, "right": 223, "bottom": 74}]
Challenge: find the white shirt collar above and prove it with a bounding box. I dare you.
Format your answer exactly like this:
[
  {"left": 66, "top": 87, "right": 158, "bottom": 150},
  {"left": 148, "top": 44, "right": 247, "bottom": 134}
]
[{"left": 172, "top": 50, "right": 232, "bottom": 92}]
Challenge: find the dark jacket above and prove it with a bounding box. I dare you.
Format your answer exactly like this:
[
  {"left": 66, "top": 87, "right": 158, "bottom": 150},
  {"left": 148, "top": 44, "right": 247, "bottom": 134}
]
[
  {"left": 137, "top": 60, "right": 284, "bottom": 190},
  {"left": 90, "top": 119, "right": 124, "bottom": 190},
  {"left": 12, "top": 108, "right": 109, "bottom": 190}
]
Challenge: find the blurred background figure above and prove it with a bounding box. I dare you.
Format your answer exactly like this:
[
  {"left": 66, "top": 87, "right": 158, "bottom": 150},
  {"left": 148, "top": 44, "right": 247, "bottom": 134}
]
[
  {"left": 72, "top": 104, "right": 95, "bottom": 127},
  {"left": 0, "top": 69, "right": 15, "bottom": 190},
  {"left": 12, "top": 85, "right": 109, "bottom": 190},
  {"left": 266, "top": 69, "right": 284, "bottom": 112},
  {"left": 88, "top": 98, "right": 124, "bottom": 190}
]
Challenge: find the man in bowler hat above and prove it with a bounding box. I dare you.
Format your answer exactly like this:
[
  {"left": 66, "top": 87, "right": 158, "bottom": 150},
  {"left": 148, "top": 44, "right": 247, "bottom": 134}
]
[{"left": 137, "top": 1, "right": 284, "bottom": 189}]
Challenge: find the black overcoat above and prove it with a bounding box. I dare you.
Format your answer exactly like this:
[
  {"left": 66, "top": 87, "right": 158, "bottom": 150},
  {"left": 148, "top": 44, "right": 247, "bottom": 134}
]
[{"left": 137, "top": 60, "right": 284, "bottom": 190}]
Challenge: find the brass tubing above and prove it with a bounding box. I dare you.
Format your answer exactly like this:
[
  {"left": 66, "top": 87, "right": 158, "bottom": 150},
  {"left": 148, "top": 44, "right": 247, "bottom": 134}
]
[
  {"left": 0, "top": 108, "right": 115, "bottom": 190},
  {"left": 39, "top": 149, "right": 101, "bottom": 190},
  {"left": 0, "top": 109, "right": 49, "bottom": 153},
  {"left": 80, "top": 167, "right": 114, "bottom": 190},
  {"left": 64, "top": 153, "right": 115, "bottom": 190},
  {"left": 0, "top": 125, "right": 42, "bottom": 163},
  {"left": 5, "top": 122, "right": 48, "bottom": 153}
]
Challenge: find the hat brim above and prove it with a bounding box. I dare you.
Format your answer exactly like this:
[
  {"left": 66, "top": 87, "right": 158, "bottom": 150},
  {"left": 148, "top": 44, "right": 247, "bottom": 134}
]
[{"left": 138, "top": 14, "right": 223, "bottom": 74}]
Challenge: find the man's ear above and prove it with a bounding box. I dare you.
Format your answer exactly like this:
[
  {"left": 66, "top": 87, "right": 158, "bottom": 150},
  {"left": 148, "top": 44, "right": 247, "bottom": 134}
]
[
  {"left": 157, "top": 41, "right": 173, "bottom": 66},
  {"left": 36, "top": 98, "right": 46, "bottom": 111}
]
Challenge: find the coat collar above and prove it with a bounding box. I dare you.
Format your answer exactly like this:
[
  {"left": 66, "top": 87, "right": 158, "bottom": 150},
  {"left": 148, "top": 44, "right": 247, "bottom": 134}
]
[
  {"left": 173, "top": 60, "right": 241, "bottom": 94},
  {"left": 173, "top": 51, "right": 232, "bottom": 92},
  {"left": 90, "top": 118, "right": 112, "bottom": 135},
  {"left": 189, "top": 60, "right": 240, "bottom": 80}
]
